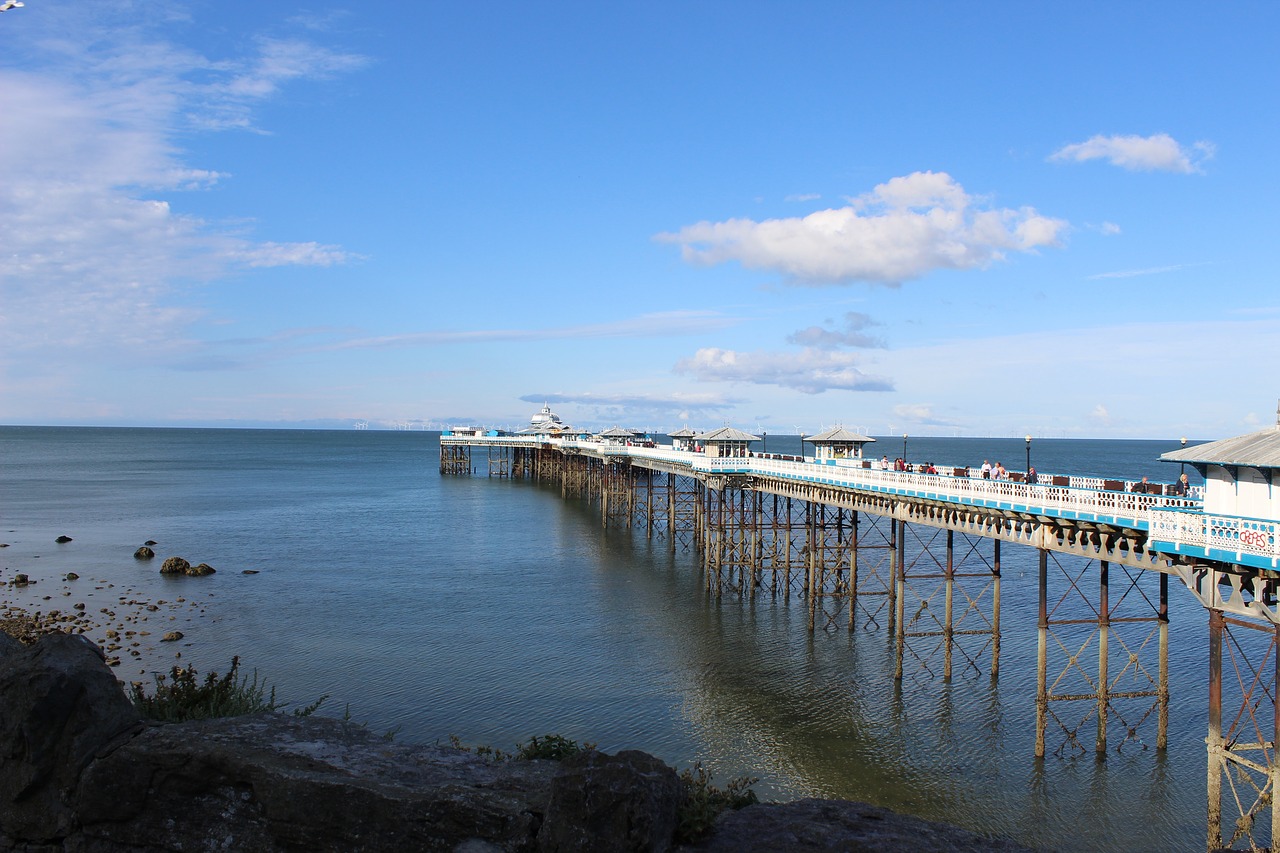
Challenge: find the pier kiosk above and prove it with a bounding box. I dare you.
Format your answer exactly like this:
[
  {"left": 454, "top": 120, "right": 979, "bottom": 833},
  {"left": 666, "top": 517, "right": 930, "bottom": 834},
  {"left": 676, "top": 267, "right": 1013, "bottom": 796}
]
[
  {"left": 694, "top": 426, "right": 759, "bottom": 458},
  {"left": 667, "top": 427, "right": 700, "bottom": 452},
  {"left": 803, "top": 426, "right": 875, "bottom": 463}
]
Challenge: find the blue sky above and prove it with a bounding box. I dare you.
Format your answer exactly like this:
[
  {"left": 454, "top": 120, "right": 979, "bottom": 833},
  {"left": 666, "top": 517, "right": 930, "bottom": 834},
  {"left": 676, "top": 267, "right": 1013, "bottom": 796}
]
[{"left": 1, "top": 1, "right": 1276, "bottom": 439}]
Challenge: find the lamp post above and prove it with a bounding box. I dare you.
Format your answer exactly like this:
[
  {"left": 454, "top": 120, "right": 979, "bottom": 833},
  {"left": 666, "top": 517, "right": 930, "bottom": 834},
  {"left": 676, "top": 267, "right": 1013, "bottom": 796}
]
[
  {"left": 1180, "top": 436, "right": 1187, "bottom": 477},
  {"left": 1025, "top": 435, "right": 1032, "bottom": 475},
  {"left": 902, "top": 433, "right": 908, "bottom": 469},
  {"left": 798, "top": 432, "right": 804, "bottom": 462}
]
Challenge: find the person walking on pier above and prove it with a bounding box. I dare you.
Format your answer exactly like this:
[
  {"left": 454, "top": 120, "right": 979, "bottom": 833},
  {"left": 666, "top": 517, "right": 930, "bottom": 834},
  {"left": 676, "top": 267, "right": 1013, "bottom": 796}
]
[
  {"left": 981, "top": 460, "right": 992, "bottom": 479},
  {"left": 1026, "top": 467, "right": 1038, "bottom": 485}
]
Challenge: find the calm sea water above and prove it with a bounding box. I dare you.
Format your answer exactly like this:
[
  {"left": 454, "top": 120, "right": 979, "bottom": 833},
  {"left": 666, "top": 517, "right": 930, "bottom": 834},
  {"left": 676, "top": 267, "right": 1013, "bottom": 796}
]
[{"left": 0, "top": 427, "right": 1226, "bottom": 851}]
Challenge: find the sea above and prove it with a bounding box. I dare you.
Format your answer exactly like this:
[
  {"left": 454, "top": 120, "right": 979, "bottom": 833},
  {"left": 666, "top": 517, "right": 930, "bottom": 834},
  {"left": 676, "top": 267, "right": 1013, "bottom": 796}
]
[{"left": 0, "top": 426, "right": 1233, "bottom": 851}]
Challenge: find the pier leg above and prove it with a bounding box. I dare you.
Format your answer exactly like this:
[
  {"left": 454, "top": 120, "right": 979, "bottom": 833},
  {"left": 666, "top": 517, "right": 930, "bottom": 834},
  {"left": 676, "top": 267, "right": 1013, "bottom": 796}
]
[
  {"left": 894, "top": 518, "right": 906, "bottom": 680},
  {"left": 1036, "top": 547, "right": 1048, "bottom": 758},
  {"left": 1207, "top": 608, "right": 1223, "bottom": 852},
  {"left": 944, "top": 529, "right": 954, "bottom": 681},
  {"left": 848, "top": 511, "right": 858, "bottom": 632},
  {"left": 1097, "top": 560, "right": 1110, "bottom": 757},
  {"left": 1158, "top": 572, "right": 1169, "bottom": 750},
  {"left": 992, "top": 538, "right": 1001, "bottom": 679}
]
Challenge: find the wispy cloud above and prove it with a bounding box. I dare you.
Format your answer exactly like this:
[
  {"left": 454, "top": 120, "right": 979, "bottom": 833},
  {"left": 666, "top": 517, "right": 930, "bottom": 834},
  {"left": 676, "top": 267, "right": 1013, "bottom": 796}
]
[
  {"left": 656, "top": 171, "right": 1067, "bottom": 285},
  {"left": 1049, "top": 133, "right": 1215, "bottom": 174},
  {"left": 1087, "top": 263, "right": 1203, "bottom": 280},
  {"left": 674, "top": 347, "right": 894, "bottom": 394},
  {"left": 0, "top": 7, "right": 366, "bottom": 367},
  {"left": 785, "top": 193, "right": 820, "bottom": 202},
  {"left": 326, "top": 311, "right": 738, "bottom": 351}
]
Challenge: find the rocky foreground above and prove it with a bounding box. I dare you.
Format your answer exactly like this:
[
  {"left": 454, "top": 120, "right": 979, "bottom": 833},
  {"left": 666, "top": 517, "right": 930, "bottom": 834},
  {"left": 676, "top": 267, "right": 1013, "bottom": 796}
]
[{"left": 0, "top": 632, "right": 1036, "bottom": 852}]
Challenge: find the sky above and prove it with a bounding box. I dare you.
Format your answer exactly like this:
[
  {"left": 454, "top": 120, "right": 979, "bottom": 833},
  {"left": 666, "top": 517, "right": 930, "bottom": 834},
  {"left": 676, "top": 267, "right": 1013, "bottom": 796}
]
[{"left": 1, "top": 1, "right": 1277, "bottom": 439}]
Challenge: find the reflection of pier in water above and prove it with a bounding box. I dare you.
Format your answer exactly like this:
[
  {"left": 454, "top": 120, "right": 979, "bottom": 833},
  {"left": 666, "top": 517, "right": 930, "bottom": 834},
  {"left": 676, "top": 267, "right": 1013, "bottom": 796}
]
[{"left": 441, "top": 418, "right": 1280, "bottom": 852}]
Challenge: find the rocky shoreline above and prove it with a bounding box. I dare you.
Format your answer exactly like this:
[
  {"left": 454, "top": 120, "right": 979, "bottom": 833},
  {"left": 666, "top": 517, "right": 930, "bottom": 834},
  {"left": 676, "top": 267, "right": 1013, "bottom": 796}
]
[{"left": 0, "top": 632, "right": 1037, "bottom": 852}]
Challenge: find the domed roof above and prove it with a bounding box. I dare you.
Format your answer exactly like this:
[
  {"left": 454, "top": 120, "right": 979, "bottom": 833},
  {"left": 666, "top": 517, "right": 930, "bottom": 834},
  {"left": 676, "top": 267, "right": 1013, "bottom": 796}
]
[{"left": 530, "top": 403, "right": 562, "bottom": 427}]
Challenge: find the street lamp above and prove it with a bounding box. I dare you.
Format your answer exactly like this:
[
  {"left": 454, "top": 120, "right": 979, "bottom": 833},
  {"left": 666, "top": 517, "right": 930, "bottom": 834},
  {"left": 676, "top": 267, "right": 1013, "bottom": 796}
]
[
  {"left": 1025, "top": 435, "right": 1032, "bottom": 475},
  {"left": 1180, "top": 436, "right": 1187, "bottom": 477},
  {"left": 902, "top": 433, "right": 908, "bottom": 469}
]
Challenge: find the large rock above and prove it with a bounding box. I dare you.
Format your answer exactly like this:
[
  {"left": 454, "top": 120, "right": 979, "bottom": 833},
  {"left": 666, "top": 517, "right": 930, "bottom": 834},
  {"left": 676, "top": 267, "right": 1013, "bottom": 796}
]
[
  {"left": 0, "top": 634, "right": 1035, "bottom": 852},
  {"left": 540, "top": 749, "right": 681, "bottom": 852},
  {"left": 690, "top": 798, "right": 1033, "bottom": 852},
  {"left": 0, "top": 632, "right": 143, "bottom": 842},
  {"left": 158, "top": 556, "right": 189, "bottom": 575},
  {"left": 75, "top": 713, "right": 557, "bottom": 852}
]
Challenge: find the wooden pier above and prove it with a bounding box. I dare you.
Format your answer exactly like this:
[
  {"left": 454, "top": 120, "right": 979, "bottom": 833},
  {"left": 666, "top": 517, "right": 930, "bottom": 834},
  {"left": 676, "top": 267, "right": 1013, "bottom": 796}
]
[{"left": 441, "top": 429, "right": 1280, "bottom": 852}]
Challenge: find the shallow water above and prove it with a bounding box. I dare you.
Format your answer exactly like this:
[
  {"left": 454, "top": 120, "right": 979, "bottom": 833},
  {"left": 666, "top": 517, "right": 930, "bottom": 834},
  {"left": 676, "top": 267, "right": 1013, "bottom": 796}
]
[{"left": 0, "top": 427, "right": 1233, "bottom": 850}]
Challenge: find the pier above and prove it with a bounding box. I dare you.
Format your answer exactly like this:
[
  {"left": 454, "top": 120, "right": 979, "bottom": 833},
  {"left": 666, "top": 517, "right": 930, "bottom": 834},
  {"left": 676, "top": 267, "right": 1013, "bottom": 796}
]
[{"left": 441, "top": 417, "right": 1280, "bottom": 852}]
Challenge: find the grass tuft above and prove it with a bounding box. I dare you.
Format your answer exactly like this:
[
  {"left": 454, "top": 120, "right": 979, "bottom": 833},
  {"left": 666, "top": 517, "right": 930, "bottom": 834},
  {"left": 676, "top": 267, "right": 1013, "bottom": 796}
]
[
  {"left": 128, "top": 656, "right": 327, "bottom": 722},
  {"left": 675, "top": 762, "right": 759, "bottom": 844}
]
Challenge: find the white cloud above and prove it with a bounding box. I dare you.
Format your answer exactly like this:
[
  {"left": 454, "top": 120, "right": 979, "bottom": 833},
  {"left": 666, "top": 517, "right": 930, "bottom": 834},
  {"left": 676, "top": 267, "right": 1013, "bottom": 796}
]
[
  {"left": 674, "top": 347, "right": 894, "bottom": 394},
  {"left": 1049, "top": 133, "right": 1215, "bottom": 173},
  {"left": 785, "top": 193, "right": 820, "bottom": 202},
  {"left": 0, "top": 9, "right": 366, "bottom": 366},
  {"left": 892, "top": 403, "right": 957, "bottom": 427},
  {"left": 656, "top": 171, "right": 1067, "bottom": 285},
  {"left": 786, "top": 311, "right": 885, "bottom": 349}
]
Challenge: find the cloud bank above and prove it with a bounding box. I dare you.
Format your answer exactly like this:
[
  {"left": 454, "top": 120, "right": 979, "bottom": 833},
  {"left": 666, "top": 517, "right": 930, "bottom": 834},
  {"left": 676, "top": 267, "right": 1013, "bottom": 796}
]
[{"left": 656, "top": 171, "right": 1067, "bottom": 285}]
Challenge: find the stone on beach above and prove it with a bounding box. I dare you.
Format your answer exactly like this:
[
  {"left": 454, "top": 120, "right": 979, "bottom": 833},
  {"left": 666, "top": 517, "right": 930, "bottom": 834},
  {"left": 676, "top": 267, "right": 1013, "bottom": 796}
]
[
  {"left": 159, "top": 557, "right": 189, "bottom": 574},
  {"left": 134, "top": 546, "right": 155, "bottom": 560}
]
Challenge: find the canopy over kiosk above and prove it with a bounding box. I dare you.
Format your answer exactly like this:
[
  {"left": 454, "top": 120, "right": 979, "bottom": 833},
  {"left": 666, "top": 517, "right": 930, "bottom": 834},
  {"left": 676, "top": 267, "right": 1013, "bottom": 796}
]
[
  {"left": 695, "top": 426, "right": 759, "bottom": 459},
  {"left": 668, "top": 426, "right": 700, "bottom": 452},
  {"left": 804, "top": 426, "right": 875, "bottom": 461},
  {"left": 1161, "top": 407, "right": 1280, "bottom": 521}
]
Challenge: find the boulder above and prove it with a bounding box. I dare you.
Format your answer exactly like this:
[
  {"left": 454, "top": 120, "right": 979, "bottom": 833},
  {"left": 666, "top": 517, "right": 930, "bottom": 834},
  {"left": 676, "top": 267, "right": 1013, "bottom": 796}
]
[
  {"left": 133, "top": 546, "right": 155, "bottom": 560},
  {"left": 55, "top": 536, "right": 73, "bottom": 544},
  {"left": 186, "top": 562, "right": 216, "bottom": 576},
  {"left": 159, "top": 557, "right": 189, "bottom": 575},
  {"left": 0, "top": 635, "right": 1036, "bottom": 852},
  {"left": 75, "top": 714, "right": 558, "bottom": 852},
  {"left": 0, "top": 633, "right": 143, "bottom": 842},
  {"left": 540, "top": 749, "right": 681, "bottom": 852}
]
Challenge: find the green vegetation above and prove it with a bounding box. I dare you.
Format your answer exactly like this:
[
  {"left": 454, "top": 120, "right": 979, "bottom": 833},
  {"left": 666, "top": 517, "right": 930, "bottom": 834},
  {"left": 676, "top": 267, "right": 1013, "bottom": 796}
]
[
  {"left": 515, "top": 733, "right": 594, "bottom": 761},
  {"left": 675, "top": 762, "right": 760, "bottom": 844},
  {"left": 128, "top": 656, "right": 326, "bottom": 722}
]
